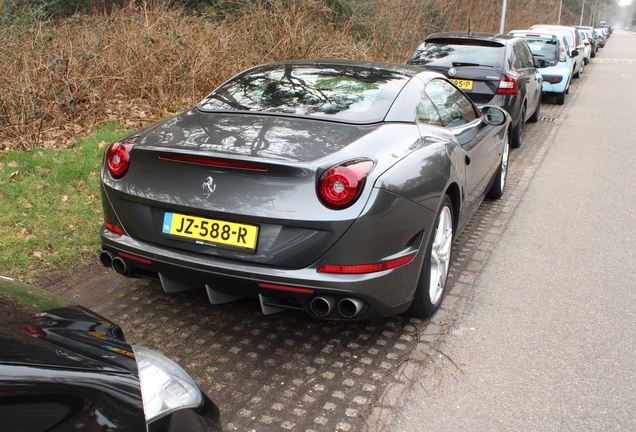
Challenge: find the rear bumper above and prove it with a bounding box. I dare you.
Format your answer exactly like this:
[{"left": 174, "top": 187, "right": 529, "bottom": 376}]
[
  {"left": 100, "top": 184, "right": 438, "bottom": 320},
  {"left": 539, "top": 65, "right": 571, "bottom": 94},
  {"left": 100, "top": 226, "right": 420, "bottom": 321},
  {"left": 541, "top": 77, "right": 568, "bottom": 94}
]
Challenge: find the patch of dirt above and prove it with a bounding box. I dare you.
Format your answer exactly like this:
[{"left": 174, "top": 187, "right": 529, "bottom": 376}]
[{"left": 37, "top": 261, "right": 142, "bottom": 316}]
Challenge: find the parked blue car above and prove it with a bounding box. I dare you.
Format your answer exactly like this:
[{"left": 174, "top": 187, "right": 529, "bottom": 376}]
[{"left": 508, "top": 30, "right": 578, "bottom": 105}]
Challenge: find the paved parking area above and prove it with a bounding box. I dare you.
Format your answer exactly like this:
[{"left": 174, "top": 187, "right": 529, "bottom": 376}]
[{"left": 41, "top": 68, "right": 586, "bottom": 431}]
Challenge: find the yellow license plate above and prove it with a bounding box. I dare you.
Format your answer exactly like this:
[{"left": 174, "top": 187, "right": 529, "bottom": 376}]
[
  {"left": 162, "top": 212, "right": 258, "bottom": 250},
  {"left": 451, "top": 79, "right": 474, "bottom": 91}
]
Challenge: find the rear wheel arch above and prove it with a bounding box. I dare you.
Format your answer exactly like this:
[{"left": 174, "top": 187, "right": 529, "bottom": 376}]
[
  {"left": 444, "top": 183, "right": 461, "bottom": 232},
  {"left": 407, "top": 194, "right": 455, "bottom": 317}
]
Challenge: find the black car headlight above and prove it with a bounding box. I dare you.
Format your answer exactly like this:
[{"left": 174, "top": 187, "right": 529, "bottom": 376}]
[{"left": 132, "top": 345, "right": 203, "bottom": 422}]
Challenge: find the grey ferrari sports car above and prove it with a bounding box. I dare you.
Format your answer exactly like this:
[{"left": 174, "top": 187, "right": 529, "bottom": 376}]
[{"left": 100, "top": 59, "right": 510, "bottom": 321}]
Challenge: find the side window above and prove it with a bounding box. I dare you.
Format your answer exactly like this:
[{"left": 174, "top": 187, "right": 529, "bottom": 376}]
[
  {"left": 416, "top": 94, "right": 443, "bottom": 127},
  {"left": 513, "top": 43, "right": 529, "bottom": 69},
  {"left": 521, "top": 42, "right": 534, "bottom": 67},
  {"left": 561, "top": 38, "right": 569, "bottom": 54},
  {"left": 508, "top": 47, "right": 517, "bottom": 71},
  {"left": 425, "top": 79, "right": 478, "bottom": 128}
]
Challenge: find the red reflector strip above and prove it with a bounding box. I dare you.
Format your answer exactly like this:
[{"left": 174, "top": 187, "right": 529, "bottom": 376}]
[
  {"left": 259, "top": 283, "right": 314, "bottom": 294},
  {"left": 317, "top": 253, "right": 416, "bottom": 274},
  {"left": 160, "top": 154, "right": 268, "bottom": 172},
  {"left": 118, "top": 252, "right": 152, "bottom": 265},
  {"left": 104, "top": 221, "right": 123, "bottom": 236}
]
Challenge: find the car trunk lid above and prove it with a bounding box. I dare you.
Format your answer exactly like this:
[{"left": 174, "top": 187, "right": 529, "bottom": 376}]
[
  {"left": 101, "top": 111, "right": 419, "bottom": 268},
  {"left": 408, "top": 38, "right": 506, "bottom": 104}
]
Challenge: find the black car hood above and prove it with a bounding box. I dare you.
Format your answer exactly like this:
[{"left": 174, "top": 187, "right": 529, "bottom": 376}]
[
  {"left": 134, "top": 108, "right": 380, "bottom": 163},
  {"left": 0, "top": 277, "right": 137, "bottom": 375}
]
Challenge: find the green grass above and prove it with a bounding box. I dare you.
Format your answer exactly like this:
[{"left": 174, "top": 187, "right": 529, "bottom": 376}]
[
  {"left": 0, "top": 277, "right": 72, "bottom": 310},
  {"left": 0, "top": 123, "right": 130, "bottom": 281}
]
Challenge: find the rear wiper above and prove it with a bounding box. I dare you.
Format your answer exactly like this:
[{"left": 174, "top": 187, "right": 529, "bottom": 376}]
[{"left": 452, "top": 61, "right": 493, "bottom": 67}]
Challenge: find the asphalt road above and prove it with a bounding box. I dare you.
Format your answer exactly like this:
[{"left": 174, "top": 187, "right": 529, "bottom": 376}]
[{"left": 388, "top": 30, "right": 636, "bottom": 431}]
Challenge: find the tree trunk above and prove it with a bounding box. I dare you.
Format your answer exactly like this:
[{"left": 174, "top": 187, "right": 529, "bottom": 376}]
[{"left": 91, "top": 0, "right": 112, "bottom": 16}]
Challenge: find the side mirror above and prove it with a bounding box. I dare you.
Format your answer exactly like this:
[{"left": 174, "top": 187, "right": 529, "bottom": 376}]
[
  {"left": 584, "top": 40, "right": 590, "bottom": 45},
  {"left": 571, "top": 49, "right": 579, "bottom": 57},
  {"left": 481, "top": 106, "right": 508, "bottom": 126}
]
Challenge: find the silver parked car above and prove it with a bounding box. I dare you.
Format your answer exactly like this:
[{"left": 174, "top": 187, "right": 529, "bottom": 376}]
[{"left": 99, "top": 60, "right": 510, "bottom": 320}]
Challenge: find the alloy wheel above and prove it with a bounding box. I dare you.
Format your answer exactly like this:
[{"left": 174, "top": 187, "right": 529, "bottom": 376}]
[
  {"left": 500, "top": 140, "right": 510, "bottom": 189},
  {"left": 429, "top": 206, "right": 453, "bottom": 305}
]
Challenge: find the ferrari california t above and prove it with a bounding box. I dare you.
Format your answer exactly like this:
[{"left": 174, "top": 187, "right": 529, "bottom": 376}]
[{"left": 99, "top": 60, "right": 510, "bottom": 321}]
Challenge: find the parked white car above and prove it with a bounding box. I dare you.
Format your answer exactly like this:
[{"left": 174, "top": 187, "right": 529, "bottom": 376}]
[{"left": 576, "top": 28, "right": 592, "bottom": 64}]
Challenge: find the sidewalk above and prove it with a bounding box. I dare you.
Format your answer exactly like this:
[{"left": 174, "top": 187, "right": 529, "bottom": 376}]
[{"left": 388, "top": 31, "right": 636, "bottom": 431}]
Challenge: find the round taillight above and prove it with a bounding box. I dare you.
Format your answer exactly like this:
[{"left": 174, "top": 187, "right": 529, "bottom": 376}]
[
  {"left": 106, "top": 137, "right": 137, "bottom": 178},
  {"left": 318, "top": 159, "right": 374, "bottom": 209}
]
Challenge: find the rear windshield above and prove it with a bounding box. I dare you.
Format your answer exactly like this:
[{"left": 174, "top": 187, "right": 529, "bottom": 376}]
[
  {"left": 523, "top": 39, "right": 558, "bottom": 60},
  {"left": 198, "top": 64, "right": 412, "bottom": 124},
  {"left": 408, "top": 41, "right": 506, "bottom": 69},
  {"left": 532, "top": 27, "right": 574, "bottom": 46}
]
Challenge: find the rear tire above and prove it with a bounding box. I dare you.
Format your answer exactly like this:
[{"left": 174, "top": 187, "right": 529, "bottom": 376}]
[
  {"left": 487, "top": 133, "right": 510, "bottom": 200},
  {"left": 556, "top": 91, "right": 566, "bottom": 105},
  {"left": 529, "top": 97, "right": 540, "bottom": 123},
  {"left": 510, "top": 106, "right": 525, "bottom": 148},
  {"left": 574, "top": 61, "right": 584, "bottom": 78},
  {"left": 407, "top": 195, "right": 454, "bottom": 318}
]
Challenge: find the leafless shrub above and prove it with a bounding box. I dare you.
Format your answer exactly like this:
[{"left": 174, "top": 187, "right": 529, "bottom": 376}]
[{"left": 0, "top": 0, "right": 564, "bottom": 149}]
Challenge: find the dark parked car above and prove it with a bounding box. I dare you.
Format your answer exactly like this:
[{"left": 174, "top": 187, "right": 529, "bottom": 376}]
[
  {"left": 407, "top": 32, "right": 542, "bottom": 148},
  {"left": 0, "top": 276, "right": 221, "bottom": 432},
  {"left": 594, "top": 28, "right": 606, "bottom": 48},
  {"left": 99, "top": 59, "right": 510, "bottom": 321}
]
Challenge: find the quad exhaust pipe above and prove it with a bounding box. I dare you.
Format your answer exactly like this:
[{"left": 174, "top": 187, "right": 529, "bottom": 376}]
[
  {"left": 338, "top": 297, "right": 365, "bottom": 318},
  {"left": 99, "top": 251, "right": 114, "bottom": 268},
  {"left": 309, "top": 295, "right": 366, "bottom": 318},
  {"left": 100, "top": 251, "right": 130, "bottom": 276},
  {"left": 310, "top": 295, "right": 336, "bottom": 317},
  {"left": 100, "top": 250, "right": 369, "bottom": 318},
  {"left": 111, "top": 256, "right": 129, "bottom": 275}
]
